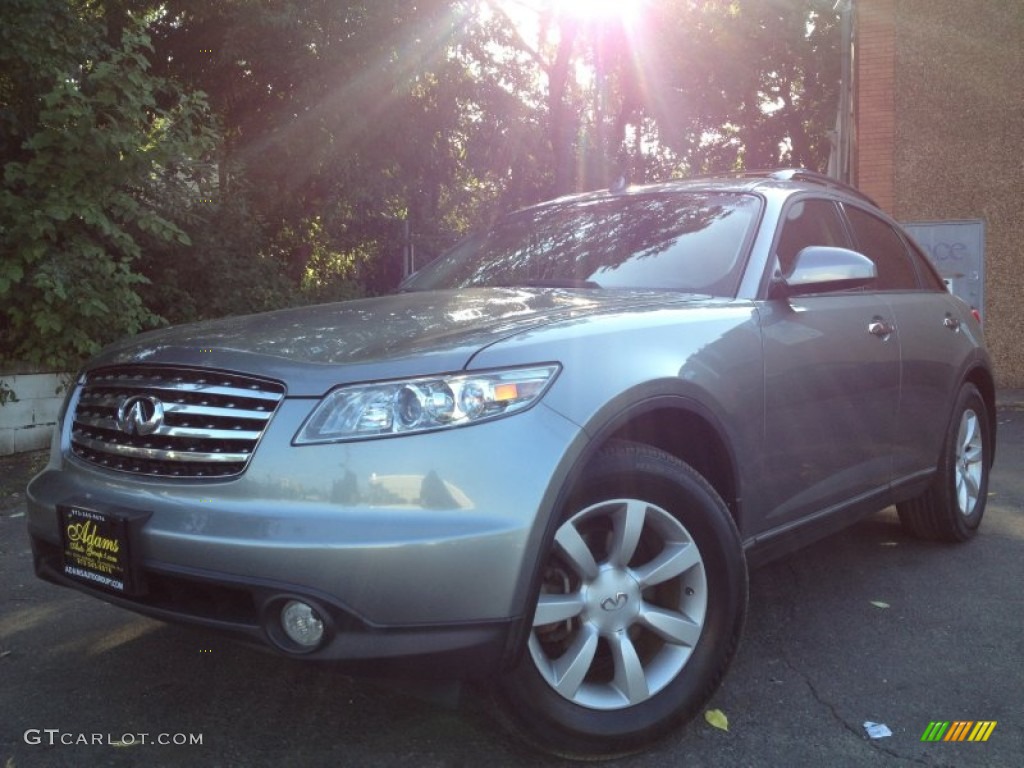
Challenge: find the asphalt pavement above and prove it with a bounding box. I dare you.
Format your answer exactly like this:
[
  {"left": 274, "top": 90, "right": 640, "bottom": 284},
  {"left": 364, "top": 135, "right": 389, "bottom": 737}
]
[{"left": 2, "top": 396, "right": 1022, "bottom": 767}]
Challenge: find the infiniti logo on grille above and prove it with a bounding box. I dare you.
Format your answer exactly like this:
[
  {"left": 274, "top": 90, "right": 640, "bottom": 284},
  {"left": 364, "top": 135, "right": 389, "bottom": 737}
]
[{"left": 116, "top": 395, "right": 165, "bottom": 436}]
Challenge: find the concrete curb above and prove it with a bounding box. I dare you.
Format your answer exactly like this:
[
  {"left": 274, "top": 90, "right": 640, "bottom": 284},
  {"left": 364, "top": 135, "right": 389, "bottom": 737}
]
[{"left": 996, "top": 389, "right": 1024, "bottom": 407}]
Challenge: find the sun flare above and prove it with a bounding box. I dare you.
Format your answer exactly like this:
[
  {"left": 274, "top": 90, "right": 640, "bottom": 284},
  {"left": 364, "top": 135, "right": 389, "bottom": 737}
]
[{"left": 553, "top": 0, "right": 639, "bottom": 22}]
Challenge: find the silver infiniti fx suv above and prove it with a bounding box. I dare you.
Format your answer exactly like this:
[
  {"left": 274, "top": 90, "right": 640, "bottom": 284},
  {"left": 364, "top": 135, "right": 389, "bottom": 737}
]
[{"left": 27, "top": 170, "right": 996, "bottom": 757}]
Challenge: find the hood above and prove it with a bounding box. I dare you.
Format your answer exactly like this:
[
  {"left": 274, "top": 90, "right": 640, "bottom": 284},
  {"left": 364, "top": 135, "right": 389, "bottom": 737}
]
[{"left": 86, "top": 288, "right": 701, "bottom": 396}]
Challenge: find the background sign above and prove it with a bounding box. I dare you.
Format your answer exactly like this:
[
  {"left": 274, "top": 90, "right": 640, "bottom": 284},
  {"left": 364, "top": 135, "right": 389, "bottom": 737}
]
[{"left": 903, "top": 220, "right": 985, "bottom": 320}]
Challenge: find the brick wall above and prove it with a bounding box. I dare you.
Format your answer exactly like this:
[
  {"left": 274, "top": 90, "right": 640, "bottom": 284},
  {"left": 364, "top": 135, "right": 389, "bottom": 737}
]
[
  {"left": 892, "top": 0, "right": 1024, "bottom": 388},
  {"left": 0, "top": 372, "right": 69, "bottom": 455},
  {"left": 855, "top": 1, "right": 1024, "bottom": 387},
  {"left": 854, "top": 0, "right": 896, "bottom": 212}
]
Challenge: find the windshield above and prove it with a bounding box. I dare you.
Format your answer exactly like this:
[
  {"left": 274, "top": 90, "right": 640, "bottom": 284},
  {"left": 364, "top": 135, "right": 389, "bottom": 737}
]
[{"left": 403, "top": 192, "right": 761, "bottom": 296}]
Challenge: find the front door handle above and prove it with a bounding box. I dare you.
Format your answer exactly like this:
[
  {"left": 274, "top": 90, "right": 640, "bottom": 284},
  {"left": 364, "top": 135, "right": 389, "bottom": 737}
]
[{"left": 868, "top": 319, "right": 895, "bottom": 338}]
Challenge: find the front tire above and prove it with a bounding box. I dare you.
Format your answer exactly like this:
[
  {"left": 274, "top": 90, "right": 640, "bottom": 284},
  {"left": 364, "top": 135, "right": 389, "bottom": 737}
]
[
  {"left": 897, "top": 383, "right": 991, "bottom": 542},
  {"left": 496, "top": 441, "right": 747, "bottom": 759}
]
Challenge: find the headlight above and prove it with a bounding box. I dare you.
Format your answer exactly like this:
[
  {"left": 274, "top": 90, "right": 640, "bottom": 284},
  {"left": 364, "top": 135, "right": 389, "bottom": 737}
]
[{"left": 294, "top": 365, "right": 560, "bottom": 444}]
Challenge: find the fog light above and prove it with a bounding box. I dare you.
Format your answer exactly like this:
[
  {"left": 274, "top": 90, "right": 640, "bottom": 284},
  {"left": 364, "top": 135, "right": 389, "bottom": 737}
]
[{"left": 280, "top": 600, "right": 325, "bottom": 648}]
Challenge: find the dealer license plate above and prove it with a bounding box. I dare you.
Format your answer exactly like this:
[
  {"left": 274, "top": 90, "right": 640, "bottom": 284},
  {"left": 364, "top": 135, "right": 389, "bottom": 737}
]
[{"left": 58, "top": 503, "right": 147, "bottom": 595}]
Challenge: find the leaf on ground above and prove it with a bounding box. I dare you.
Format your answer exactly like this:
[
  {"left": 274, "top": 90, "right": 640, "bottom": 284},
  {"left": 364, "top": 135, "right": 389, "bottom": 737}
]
[
  {"left": 705, "top": 708, "right": 729, "bottom": 731},
  {"left": 870, "top": 601, "right": 890, "bottom": 609}
]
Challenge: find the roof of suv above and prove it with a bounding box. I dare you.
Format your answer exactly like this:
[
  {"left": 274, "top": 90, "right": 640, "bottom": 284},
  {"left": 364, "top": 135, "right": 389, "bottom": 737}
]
[
  {"left": 695, "top": 168, "right": 878, "bottom": 206},
  {"left": 526, "top": 168, "right": 878, "bottom": 213}
]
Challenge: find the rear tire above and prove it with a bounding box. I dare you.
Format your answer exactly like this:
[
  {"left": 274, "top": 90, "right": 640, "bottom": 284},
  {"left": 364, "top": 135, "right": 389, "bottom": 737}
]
[
  {"left": 495, "top": 441, "right": 747, "bottom": 759},
  {"left": 897, "top": 383, "right": 990, "bottom": 542}
]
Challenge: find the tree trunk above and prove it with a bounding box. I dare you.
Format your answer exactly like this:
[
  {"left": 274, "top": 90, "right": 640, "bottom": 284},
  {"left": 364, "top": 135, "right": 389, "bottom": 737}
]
[{"left": 547, "top": 21, "right": 578, "bottom": 196}]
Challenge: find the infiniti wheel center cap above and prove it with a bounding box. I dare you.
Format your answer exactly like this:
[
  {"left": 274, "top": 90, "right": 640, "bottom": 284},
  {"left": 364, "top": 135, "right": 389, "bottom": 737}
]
[{"left": 586, "top": 568, "right": 641, "bottom": 632}]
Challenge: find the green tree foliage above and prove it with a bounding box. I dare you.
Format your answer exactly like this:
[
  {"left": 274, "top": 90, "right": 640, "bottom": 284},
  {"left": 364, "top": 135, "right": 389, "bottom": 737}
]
[
  {"left": 2, "top": 0, "right": 842, "bottom": 371},
  {"left": 132, "top": 170, "right": 301, "bottom": 324},
  {"left": 487, "top": 0, "right": 840, "bottom": 191},
  {"left": 637, "top": 0, "right": 841, "bottom": 175},
  {"left": 0, "top": 0, "right": 219, "bottom": 369},
  {"left": 145, "top": 0, "right": 517, "bottom": 293}
]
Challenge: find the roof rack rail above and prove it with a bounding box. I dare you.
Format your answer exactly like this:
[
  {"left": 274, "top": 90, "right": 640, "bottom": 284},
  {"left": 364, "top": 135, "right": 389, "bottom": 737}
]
[
  {"left": 696, "top": 166, "right": 880, "bottom": 205},
  {"left": 746, "top": 168, "right": 878, "bottom": 206},
  {"left": 683, "top": 168, "right": 879, "bottom": 207}
]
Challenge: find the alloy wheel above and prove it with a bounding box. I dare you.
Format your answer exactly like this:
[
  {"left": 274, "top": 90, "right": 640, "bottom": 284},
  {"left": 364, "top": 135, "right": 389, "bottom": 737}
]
[{"left": 528, "top": 498, "right": 707, "bottom": 710}]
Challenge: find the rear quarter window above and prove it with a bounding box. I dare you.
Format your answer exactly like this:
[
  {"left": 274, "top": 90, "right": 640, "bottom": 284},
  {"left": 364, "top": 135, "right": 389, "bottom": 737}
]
[{"left": 843, "top": 205, "right": 922, "bottom": 290}]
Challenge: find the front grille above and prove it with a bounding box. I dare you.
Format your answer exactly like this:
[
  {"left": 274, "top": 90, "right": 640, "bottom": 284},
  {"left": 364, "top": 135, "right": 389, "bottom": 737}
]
[{"left": 70, "top": 365, "right": 286, "bottom": 478}]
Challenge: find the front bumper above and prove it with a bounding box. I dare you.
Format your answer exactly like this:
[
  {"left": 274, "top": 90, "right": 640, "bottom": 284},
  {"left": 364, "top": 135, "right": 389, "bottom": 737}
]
[{"left": 27, "top": 399, "right": 582, "bottom": 667}]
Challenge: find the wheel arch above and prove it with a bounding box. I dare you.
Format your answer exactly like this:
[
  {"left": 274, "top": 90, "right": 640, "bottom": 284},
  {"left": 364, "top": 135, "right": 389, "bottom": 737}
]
[
  {"left": 500, "top": 392, "right": 746, "bottom": 670},
  {"left": 600, "top": 402, "right": 741, "bottom": 524},
  {"left": 964, "top": 363, "right": 997, "bottom": 465}
]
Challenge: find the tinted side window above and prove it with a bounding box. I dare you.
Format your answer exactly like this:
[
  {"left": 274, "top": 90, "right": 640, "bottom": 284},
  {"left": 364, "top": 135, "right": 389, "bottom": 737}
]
[
  {"left": 903, "top": 236, "right": 947, "bottom": 291},
  {"left": 843, "top": 205, "right": 920, "bottom": 290},
  {"left": 774, "top": 199, "right": 850, "bottom": 277}
]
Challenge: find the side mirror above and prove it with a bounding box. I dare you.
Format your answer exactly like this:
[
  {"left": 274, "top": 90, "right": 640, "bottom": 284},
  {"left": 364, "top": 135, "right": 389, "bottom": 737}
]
[{"left": 771, "top": 246, "right": 877, "bottom": 298}]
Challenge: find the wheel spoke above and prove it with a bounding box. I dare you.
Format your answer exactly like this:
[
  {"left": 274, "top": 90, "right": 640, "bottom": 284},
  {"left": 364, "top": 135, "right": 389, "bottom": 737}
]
[
  {"left": 534, "top": 593, "right": 585, "bottom": 626},
  {"left": 638, "top": 603, "right": 703, "bottom": 647},
  {"left": 554, "top": 523, "right": 599, "bottom": 580},
  {"left": 962, "top": 467, "right": 980, "bottom": 499},
  {"left": 963, "top": 440, "right": 984, "bottom": 467},
  {"left": 632, "top": 541, "right": 702, "bottom": 588},
  {"left": 957, "top": 469, "right": 979, "bottom": 512},
  {"left": 955, "top": 410, "right": 984, "bottom": 516},
  {"left": 607, "top": 630, "right": 649, "bottom": 704},
  {"left": 608, "top": 500, "right": 647, "bottom": 567},
  {"left": 549, "top": 624, "right": 599, "bottom": 698},
  {"left": 959, "top": 412, "right": 979, "bottom": 453}
]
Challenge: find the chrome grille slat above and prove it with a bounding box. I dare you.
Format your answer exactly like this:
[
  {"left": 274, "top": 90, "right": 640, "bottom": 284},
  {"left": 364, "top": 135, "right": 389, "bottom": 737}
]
[
  {"left": 74, "top": 414, "right": 263, "bottom": 441},
  {"left": 70, "top": 365, "right": 285, "bottom": 478},
  {"left": 78, "top": 395, "right": 271, "bottom": 419},
  {"left": 73, "top": 433, "right": 251, "bottom": 463},
  {"left": 84, "top": 379, "right": 281, "bottom": 402},
  {"left": 163, "top": 402, "right": 269, "bottom": 418}
]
